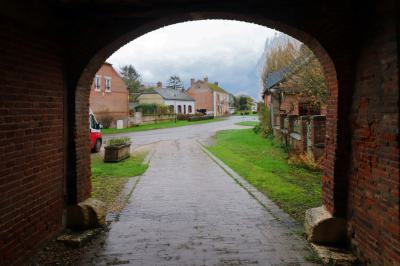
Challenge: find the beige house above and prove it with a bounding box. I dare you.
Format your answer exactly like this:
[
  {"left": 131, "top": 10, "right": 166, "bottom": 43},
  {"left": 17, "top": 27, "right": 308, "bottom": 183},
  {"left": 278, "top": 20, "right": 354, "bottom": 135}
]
[
  {"left": 187, "top": 77, "right": 230, "bottom": 116},
  {"left": 137, "top": 83, "right": 196, "bottom": 114}
]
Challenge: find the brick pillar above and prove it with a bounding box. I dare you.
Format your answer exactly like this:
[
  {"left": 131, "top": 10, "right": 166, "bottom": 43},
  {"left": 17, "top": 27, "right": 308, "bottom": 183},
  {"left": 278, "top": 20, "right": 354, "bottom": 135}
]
[
  {"left": 300, "top": 116, "right": 310, "bottom": 153},
  {"left": 310, "top": 115, "right": 326, "bottom": 159},
  {"left": 287, "top": 115, "right": 298, "bottom": 133}
]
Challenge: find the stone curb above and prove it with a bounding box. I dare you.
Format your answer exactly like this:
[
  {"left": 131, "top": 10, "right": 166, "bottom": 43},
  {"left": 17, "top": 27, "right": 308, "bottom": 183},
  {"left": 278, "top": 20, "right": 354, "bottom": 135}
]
[{"left": 198, "top": 141, "right": 303, "bottom": 231}]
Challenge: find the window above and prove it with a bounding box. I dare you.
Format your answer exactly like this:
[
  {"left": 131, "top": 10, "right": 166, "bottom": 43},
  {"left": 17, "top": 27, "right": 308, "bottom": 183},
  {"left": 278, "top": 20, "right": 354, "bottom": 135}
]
[
  {"left": 105, "top": 76, "right": 112, "bottom": 92},
  {"left": 183, "top": 105, "right": 186, "bottom": 114},
  {"left": 94, "top": 75, "right": 101, "bottom": 91},
  {"left": 188, "top": 105, "right": 192, "bottom": 113},
  {"left": 177, "top": 105, "right": 182, "bottom": 114}
]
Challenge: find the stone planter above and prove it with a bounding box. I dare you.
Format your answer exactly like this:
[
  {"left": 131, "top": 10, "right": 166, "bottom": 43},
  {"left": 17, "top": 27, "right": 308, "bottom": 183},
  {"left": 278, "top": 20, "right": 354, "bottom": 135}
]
[{"left": 104, "top": 143, "right": 131, "bottom": 162}]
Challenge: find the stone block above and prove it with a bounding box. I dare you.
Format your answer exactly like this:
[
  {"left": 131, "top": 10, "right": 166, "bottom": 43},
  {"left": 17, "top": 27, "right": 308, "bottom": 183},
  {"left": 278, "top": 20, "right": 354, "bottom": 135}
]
[
  {"left": 66, "top": 198, "right": 106, "bottom": 229},
  {"left": 305, "top": 206, "right": 347, "bottom": 245}
]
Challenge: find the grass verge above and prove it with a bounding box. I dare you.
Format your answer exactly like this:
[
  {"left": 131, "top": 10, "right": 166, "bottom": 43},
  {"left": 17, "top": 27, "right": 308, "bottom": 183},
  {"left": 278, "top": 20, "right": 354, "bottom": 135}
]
[
  {"left": 102, "top": 118, "right": 225, "bottom": 135},
  {"left": 206, "top": 129, "right": 321, "bottom": 222},
  {"left": 235, "top": 121, "right": 259, "bottom": 127},
  {"left": 91, "top": 152, "right": 148, "bottom": 211}
]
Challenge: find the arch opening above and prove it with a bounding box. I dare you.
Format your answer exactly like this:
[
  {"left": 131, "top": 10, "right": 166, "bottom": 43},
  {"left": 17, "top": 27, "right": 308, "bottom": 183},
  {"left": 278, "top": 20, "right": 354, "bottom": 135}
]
[{"left": 69, "top": 16, "right": 343, "bottom": 239}]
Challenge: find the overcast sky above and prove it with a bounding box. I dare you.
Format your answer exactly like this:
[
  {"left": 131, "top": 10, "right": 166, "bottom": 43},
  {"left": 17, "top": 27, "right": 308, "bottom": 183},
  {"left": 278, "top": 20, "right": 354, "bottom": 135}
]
[{"left": 107, "top": 20, "right": 278, "bottom": 100}]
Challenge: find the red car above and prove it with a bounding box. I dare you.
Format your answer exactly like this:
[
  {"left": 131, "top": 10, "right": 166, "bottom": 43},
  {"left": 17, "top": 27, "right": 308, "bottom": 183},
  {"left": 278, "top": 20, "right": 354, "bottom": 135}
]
[{"left": 89, "top": 110, "right": 103, "bottom": 153}]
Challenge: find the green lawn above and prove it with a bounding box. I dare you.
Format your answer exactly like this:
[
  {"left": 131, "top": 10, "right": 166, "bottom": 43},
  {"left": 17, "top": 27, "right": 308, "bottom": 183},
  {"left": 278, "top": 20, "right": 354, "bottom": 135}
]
[
  {"left": 206, "top": 129, "right": 322, "bottom": 222},
  {"left": 91, "top": 153, "right": 148, "bottom": 211},
  {"left": 235, "top": 121, "right": 259, "bottom": 127},
  {"left": 102, "top": 118, "right": 225, "bottom": 135}
]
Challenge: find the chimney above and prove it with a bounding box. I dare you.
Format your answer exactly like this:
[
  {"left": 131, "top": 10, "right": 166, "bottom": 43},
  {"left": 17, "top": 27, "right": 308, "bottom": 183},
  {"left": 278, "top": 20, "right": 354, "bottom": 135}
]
[
  {"left": 204, "top": 76, "right": 208, "bottom": 82},
  {"left": 156, "top": 81, "right": 162, "bottom": 88},
  {"left": 190, "top": 78, "right": 195, "bottom": 86},
  {"left": 214, "top": 81, "right": 218, "bottom": 86}
]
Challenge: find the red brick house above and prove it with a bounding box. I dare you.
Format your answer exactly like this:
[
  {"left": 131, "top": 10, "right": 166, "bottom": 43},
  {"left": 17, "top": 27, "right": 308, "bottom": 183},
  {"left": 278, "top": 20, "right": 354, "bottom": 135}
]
[
  {"left": 187, "top": 77, "right": 230, "bottom": 116},
  {"left": 90, "top": 63, "right": 129, "bottom": 128}
]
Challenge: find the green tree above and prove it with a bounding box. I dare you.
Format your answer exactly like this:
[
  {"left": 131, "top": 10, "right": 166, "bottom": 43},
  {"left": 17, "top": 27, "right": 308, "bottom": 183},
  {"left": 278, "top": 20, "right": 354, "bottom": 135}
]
[
  {"left": 235, "top": 95, "right": 254, "bottom": 111},
  {"left": 166, "top": 75, "right": 184, "bottom": 90},
  {"left": 119, "top": 65, "right": 142, "bottom": 100}
]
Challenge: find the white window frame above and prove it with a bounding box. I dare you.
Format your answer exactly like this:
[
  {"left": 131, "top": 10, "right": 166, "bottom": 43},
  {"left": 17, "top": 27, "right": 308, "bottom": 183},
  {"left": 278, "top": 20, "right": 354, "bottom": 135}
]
[
  {"left": 94, "top": 75, "right": 101, "bottom": 91},
  {"left": 105, "top": 76, "right": 112, "bottom": 92}
]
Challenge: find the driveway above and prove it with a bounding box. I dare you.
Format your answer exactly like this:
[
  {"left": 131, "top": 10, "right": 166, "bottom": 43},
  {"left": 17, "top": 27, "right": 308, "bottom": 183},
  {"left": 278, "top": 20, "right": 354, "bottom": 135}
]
[{"left": 82, "top": 116, "right": 316, "bottom": 265}]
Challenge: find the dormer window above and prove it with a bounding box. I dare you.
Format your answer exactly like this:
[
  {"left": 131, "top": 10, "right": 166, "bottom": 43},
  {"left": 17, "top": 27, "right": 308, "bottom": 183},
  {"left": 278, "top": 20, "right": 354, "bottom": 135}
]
[
  {"left": 105, "top": 76, "right": 112, "bottom": 92},
  {"left": 95, "top": 75, "right": 101, "bottom": 91}
]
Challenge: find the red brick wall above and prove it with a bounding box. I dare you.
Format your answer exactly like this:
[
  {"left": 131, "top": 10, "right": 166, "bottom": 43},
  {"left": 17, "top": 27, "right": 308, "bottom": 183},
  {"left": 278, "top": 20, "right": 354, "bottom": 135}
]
[
  {"left": 89, "top": 63, "right": 129, "bottom": 126},
  {"left": 347, "top": 3, "right": 399, "bottom": 264},
  {"left": 0, "top": 21, "right": 65, "bottom": 265},
  {"left": 187, "top": 82, "right": 213, "bottom": 112}
]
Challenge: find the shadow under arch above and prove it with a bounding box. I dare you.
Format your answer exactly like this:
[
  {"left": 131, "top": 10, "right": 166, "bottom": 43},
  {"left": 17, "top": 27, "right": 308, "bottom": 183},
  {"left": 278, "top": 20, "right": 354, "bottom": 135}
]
[{"left": 69, "top": 12, "right": 344, "bottom": 219}]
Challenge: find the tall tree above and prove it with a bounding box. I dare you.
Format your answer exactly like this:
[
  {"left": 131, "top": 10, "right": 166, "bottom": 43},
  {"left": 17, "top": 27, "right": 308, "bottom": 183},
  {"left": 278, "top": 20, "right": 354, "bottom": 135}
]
[
  {"left": 261, "top": 36, "right": 327, "bottom": 108},
  {"left": 281, "top": 45, "right": 328, "bottom": 107},
  {"left": 261, "top": 40, "right": 298, "bottom": 90},
  {"left": 166, "top": 75, "right": 184, "bottom": 90},
  {"left": 119, "top": 65, "right": 142, "bottom": 99},
  {"left": 235, "top": 95, "right": 254, "bottom": 111}
]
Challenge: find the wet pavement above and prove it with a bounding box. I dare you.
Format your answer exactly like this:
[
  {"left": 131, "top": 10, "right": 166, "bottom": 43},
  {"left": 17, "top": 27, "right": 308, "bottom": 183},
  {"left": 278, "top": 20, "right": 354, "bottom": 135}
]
[{"left": 81, "top": 117, "right": 316, "bottom": 265}]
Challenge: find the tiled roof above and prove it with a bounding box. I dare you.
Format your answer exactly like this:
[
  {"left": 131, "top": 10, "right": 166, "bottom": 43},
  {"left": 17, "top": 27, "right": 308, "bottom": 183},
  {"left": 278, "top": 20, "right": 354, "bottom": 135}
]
[
  {"left": 265, "top": 66, "right": 291, "bottom": 90},
  {"left": 264, "top": 55, "right": 313, "bottom": 92},
  {"left": 154, "top": 88, "right": 195, "bottom": 101}
]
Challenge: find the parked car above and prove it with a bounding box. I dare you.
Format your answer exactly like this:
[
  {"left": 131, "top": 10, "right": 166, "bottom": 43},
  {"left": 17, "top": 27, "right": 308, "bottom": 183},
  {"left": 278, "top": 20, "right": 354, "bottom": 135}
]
[{"left": 89, "top": 110, "right": 103, "bottom": 153}]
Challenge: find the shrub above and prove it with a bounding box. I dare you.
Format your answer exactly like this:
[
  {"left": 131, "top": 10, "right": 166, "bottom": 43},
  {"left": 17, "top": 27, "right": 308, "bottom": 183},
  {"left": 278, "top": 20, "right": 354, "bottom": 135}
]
[
  {"left": 135, "top": 103, "right": 157, "bottom": 115},
  {"left": 253, "top": 123, "right": 262, "bottom": 134},
  {"left": 177, "top": 114, "right": 191, "bottom": 120},
  {"left": 107, "top": 137, "right": 131, "bottom": 147},
  {"left": 188, "top": 115, "right": 214, "bottom": 121},
  {"left": 156, "top": 104, "right": 171, "bottom": 115},
  {"left": 100, "top": 116, "right": 114, "bottom": 129},
  {"left": 288, "top": 151, "right": 324, "bottom": 171},
  {"left": 257, "top": 106, "right": 272, "bottom": 137}
]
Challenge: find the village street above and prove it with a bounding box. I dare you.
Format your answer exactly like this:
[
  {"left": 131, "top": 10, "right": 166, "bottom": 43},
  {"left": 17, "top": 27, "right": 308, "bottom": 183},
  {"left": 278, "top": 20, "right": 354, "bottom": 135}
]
[
  {"left": 82, "top": 116, "right": 317, "bottom": 265},
  {"left": 102, "top": 116, "right": 256, "bottom": 147}
]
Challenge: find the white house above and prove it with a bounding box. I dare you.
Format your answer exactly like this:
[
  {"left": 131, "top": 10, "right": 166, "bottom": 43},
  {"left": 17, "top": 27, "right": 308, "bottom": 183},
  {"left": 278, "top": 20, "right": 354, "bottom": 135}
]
[{"left": 137, "top": 87, "right": 196, "bottom": 114}]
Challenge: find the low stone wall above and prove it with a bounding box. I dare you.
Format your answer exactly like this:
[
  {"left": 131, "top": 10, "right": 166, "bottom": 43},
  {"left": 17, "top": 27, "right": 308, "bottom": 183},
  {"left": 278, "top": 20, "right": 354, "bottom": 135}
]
[{"left": 129, "top": 112, "right": 175, "bottom": 126}]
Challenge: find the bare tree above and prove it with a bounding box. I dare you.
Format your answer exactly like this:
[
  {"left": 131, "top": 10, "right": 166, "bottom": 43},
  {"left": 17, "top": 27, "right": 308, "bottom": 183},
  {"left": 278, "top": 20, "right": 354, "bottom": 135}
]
[
  {"left": 281, "top": 45, "right": 328, "bottom": 108},
  {"left": 261, "top": 38, "right": 327, "bottom": 108}
]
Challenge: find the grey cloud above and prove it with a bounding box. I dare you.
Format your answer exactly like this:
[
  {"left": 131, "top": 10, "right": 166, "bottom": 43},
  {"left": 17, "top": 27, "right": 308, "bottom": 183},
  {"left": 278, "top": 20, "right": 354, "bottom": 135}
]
[{"left": 108, "top": 20, "right": 277, "bottom": 100}]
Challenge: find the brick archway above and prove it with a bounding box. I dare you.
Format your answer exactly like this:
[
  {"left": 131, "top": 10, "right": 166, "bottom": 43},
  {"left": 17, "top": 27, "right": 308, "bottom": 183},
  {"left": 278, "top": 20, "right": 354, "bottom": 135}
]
[
  {"left": 70, "top": 13, "right": 346, "bottom": 218},
  {"left": 2, "top": 1, "right": 397, "bottom": 264}
]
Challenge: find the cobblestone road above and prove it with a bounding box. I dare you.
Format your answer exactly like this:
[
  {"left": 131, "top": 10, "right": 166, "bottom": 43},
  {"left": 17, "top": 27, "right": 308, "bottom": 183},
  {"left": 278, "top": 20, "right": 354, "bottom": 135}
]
[{"left": 82, "top": 117, "right": 316, "bottom": 265}]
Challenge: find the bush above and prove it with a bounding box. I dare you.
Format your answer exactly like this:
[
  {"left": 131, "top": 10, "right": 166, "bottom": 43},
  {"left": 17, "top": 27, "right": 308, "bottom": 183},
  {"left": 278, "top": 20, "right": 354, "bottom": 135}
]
[
  {"left": 107, "top": 137, "right": 131, "bottom": 147},
  {"left": 100, "top": 116, "right": 113, "bottom": 129},
  {"left": 156, "top": 104, "right": 171, "bottom": 115},
  {"left": 288, "top": 152, "right": 324, "bottom": 171},
  {"left": 188, "top": 115, "right": 214, "bottom": 121},
  {"left": 135, "top": 103, "right": 157, "bottom": 115},
  {"left": 177, "top": 113, "right": 191, "bottom": 120},
  {"left": 253, "top": 123, "right": 262, "bottom": 134},
  {"left": 257, "top": 106, "right": 272, "bottom": 137}
]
